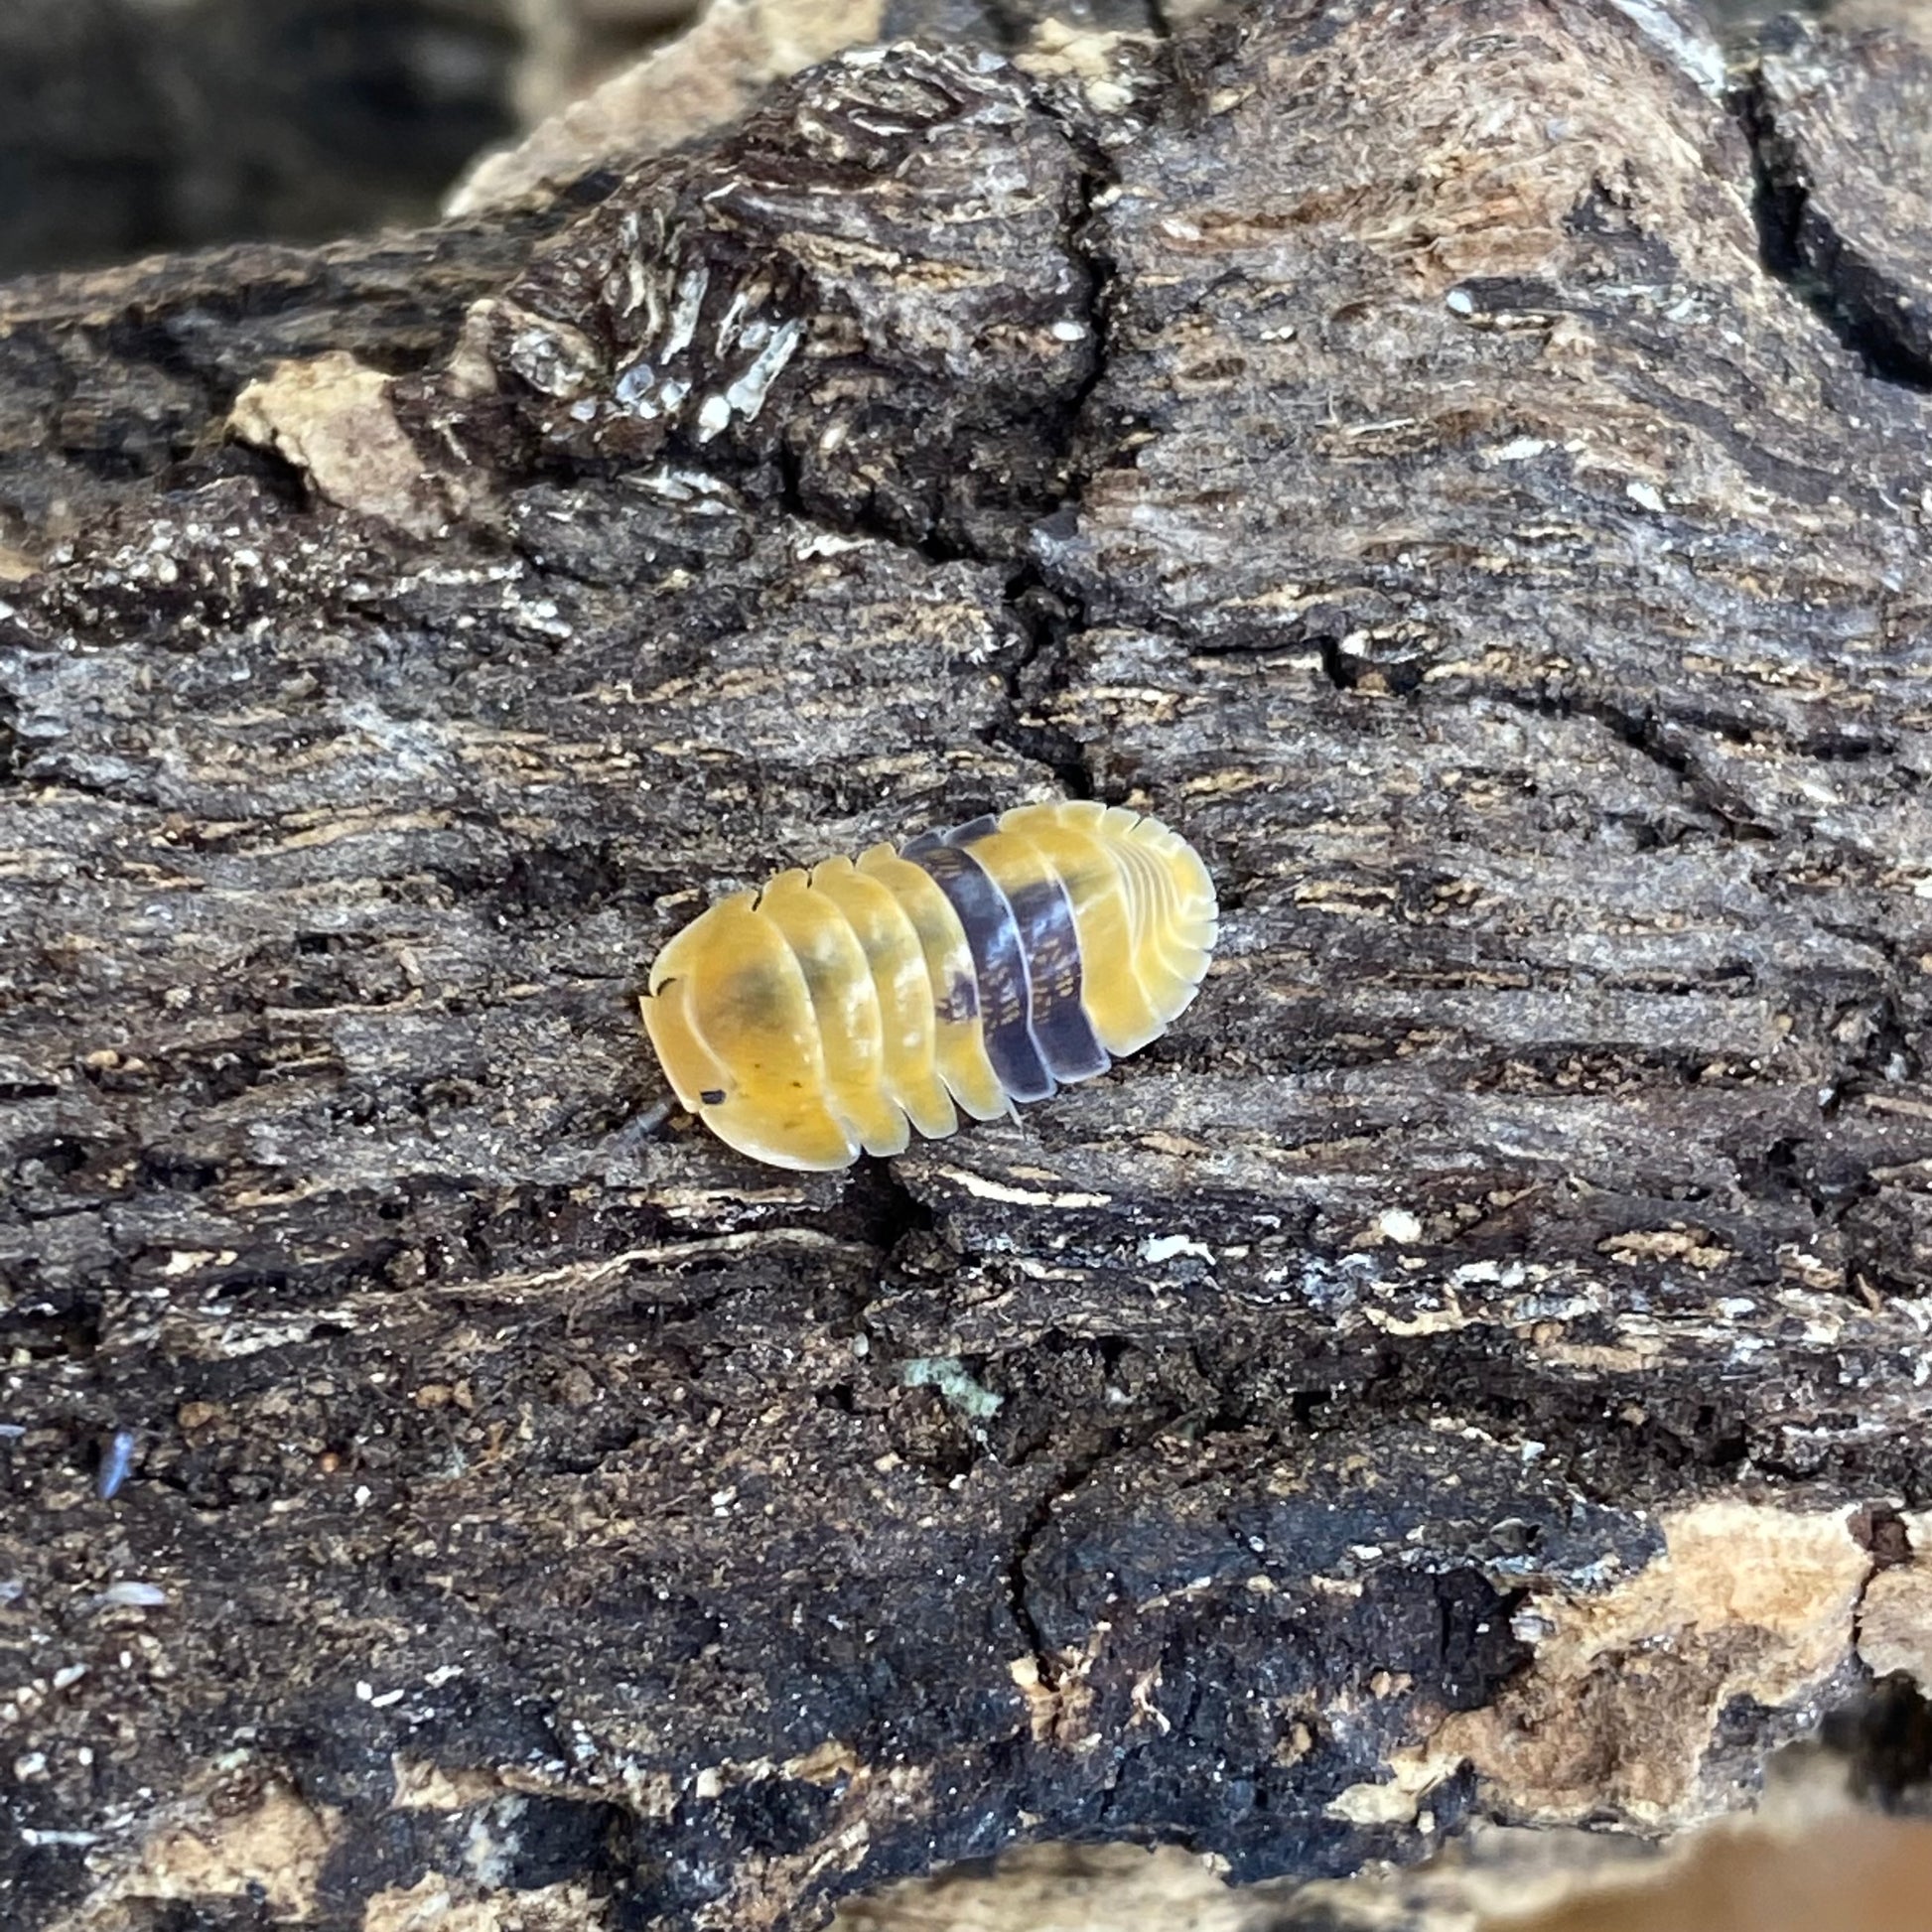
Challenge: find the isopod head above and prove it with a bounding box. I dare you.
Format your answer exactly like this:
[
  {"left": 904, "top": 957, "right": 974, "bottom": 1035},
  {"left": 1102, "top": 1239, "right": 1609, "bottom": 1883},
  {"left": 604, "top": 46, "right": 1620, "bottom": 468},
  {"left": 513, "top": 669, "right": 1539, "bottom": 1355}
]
[{"left": 643, "top": 889, "right": 861, "bottom": 1171}]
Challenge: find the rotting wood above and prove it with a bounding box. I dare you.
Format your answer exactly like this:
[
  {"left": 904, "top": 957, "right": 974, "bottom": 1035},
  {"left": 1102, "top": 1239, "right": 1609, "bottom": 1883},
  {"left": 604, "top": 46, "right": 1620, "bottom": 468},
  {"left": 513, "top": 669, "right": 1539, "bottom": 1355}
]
[{"left": 6, "top": 3, "right": 1932, "bottom": 1928}]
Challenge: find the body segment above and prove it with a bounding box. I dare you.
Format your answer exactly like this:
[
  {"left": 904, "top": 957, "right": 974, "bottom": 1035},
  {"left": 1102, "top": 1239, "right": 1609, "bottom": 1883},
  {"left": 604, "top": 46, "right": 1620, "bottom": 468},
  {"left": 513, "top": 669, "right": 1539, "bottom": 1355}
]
[{"left": 643, "top": 801, "right": 1217, "bottom": 1170}]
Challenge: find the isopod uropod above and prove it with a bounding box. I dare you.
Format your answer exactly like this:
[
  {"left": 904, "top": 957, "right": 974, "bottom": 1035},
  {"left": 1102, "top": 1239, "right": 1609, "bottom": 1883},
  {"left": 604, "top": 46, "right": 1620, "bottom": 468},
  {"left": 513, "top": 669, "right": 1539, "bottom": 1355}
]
[{"left": 641, "top": 800, "right": 1218, "bottom": 1171}]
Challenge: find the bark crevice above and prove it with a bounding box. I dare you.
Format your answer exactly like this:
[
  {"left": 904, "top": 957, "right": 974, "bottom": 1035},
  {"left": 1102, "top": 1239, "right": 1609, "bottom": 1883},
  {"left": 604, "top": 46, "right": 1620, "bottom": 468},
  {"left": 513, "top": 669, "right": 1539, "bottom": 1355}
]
[{"left": 1735, "top": 20, "right": 1932, "bottom": 393}]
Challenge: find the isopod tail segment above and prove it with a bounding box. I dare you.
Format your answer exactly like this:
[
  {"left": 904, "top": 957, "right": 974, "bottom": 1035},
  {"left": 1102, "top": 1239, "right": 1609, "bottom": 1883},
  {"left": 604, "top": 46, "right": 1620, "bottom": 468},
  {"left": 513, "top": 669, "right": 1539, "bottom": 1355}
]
[{"left": 640, "top": 800, "right": 1218, "bottom": 1172}]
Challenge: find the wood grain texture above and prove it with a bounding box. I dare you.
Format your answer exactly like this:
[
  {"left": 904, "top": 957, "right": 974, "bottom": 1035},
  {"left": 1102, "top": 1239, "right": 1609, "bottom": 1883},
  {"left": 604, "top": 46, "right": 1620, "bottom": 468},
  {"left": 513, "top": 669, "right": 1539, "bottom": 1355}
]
[{"left": 5, "top": 2, "right": 1932, "bottom": 1928}]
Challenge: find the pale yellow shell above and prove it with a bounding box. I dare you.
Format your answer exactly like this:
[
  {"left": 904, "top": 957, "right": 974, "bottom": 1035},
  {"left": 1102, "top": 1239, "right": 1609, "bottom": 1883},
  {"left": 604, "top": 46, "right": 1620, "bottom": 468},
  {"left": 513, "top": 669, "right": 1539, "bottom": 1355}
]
[{"left": 641, "top": 801, "right": 1217, "bottom": 1170}]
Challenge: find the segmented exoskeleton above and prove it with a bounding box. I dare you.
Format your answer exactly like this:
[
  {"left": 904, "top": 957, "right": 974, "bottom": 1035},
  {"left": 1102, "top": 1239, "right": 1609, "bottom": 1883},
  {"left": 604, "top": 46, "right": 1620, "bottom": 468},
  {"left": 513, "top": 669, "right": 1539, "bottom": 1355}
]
[{"left": 641, "top": 801, "right": 1217, "bottom": 1170}]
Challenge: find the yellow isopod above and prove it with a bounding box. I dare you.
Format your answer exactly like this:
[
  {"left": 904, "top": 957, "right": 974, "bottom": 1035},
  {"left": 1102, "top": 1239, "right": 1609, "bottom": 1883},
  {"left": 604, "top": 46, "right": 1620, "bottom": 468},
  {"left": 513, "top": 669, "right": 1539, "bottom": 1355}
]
[{"left": 640, "top": 801, "right": 1218, "bottom": 1171}]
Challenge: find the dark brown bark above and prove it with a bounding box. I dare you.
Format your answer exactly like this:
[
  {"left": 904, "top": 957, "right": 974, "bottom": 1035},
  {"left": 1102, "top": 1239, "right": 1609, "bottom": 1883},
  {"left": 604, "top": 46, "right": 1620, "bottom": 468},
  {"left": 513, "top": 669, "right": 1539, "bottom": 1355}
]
[{"left": 5, "top": 4, "right": 1932, "bottom": 1929}]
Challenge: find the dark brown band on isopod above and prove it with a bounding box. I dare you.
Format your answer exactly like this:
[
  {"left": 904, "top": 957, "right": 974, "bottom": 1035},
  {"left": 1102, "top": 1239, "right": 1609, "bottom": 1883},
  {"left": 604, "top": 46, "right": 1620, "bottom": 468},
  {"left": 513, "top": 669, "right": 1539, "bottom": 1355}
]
[
  {"left": 952, "top": 822, "right": 1109, "bottom": 1084},
  {"left": 903, "top": 832, "right": 1054, "bottom": 1102}
]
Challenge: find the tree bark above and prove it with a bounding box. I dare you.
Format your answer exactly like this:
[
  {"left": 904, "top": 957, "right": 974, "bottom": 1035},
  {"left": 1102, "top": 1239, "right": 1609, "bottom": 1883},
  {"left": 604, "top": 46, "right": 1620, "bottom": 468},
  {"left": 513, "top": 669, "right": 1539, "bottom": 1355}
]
[{"left": 6, "top": 3, "right": 1932, "bottom": 1928}]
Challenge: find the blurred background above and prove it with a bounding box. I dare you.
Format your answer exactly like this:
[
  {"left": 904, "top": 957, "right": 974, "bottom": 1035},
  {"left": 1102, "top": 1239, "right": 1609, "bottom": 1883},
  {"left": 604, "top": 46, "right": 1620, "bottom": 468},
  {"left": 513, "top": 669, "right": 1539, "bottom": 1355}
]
[
  {"left": 0, "top": 0, "right": 689, "bottom": 277},
  {"left": 0, "top": 0, "right": 1843, "bottom": 280}
]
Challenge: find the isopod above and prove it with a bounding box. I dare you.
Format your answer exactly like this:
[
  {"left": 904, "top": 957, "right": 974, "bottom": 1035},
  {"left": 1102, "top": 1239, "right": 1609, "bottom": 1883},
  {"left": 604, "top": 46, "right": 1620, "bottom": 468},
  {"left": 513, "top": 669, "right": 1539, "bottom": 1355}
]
[
  {"left": 97, "top": 1429, "right": 137, "bottom": 1501},
  {"left": 641, "top": 800, "right": 1217, "bottom": 1171}
]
